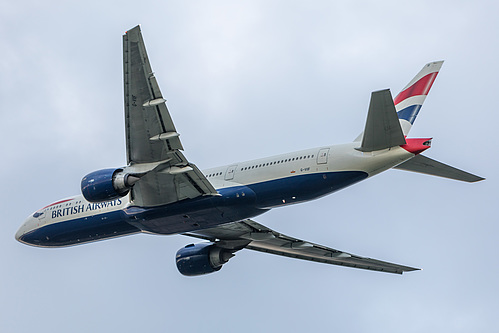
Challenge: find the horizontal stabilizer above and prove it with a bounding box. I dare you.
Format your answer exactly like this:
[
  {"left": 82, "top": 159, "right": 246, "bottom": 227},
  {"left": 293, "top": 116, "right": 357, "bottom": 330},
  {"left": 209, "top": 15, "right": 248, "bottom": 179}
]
[
  {"left": 394, "top": 154, "right": 484, "bottom": 182},
  {"left": 358, "top": 89, "right": 406, "bottom": 152}
]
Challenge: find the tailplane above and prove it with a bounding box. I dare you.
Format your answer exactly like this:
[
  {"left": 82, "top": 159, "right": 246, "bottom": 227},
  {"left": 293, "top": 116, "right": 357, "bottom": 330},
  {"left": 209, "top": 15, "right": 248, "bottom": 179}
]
[
  {"left": 354, "top": 61, "right": 484, "bottom": 182},
  {"left": 394, "top": 154, "right": 484, "bottom": 183}
]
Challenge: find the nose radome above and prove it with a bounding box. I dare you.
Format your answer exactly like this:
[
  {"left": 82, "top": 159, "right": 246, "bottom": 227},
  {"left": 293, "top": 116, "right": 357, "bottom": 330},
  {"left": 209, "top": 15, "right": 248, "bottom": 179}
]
[
  {"left": 15, "top": 226, "right": 23, "bottom": 242},
  {"left": 15, "top": 217, "right": 35, "bottom": 243},
  {"left": 15, "top": 222, "right": 28, "bottom": 243}
]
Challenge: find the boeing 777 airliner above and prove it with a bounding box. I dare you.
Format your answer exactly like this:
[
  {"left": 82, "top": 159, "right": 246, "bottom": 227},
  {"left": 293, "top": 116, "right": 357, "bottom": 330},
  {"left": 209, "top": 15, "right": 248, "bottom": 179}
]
[{"left": 16, "top": 26, "right": 484, "bottom": 276}]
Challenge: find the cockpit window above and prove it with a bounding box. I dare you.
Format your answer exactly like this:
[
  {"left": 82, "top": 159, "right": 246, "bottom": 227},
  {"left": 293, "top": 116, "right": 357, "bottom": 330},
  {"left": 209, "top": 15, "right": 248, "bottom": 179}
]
[{"left": 32, "top": 211, "right": 44, "bottom": 218}]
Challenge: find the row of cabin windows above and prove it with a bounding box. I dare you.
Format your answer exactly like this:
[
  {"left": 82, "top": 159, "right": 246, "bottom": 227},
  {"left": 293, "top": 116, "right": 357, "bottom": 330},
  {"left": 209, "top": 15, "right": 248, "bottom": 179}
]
[
  {"left": 205, "top": 172, "right": 223, "bottom": 178},
  {"left": 205, "top": 154, "right": 315, "bottom": 178},
  {"left": 240, "top": 154, "right": 314, "bottom": 171},
  {"left": 46, "top": 201, "right": 83, "bottom": 211}
]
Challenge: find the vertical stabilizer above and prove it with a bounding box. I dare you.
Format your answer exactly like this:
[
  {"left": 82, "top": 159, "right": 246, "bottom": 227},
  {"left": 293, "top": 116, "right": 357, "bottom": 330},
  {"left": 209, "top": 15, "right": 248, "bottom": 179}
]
[{"left": 395, "top": 61, "right": 444, "bottom": 135}]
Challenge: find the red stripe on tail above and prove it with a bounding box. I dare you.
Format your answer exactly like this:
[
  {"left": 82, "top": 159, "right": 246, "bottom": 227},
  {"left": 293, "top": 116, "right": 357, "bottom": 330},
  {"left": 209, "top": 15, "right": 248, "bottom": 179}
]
[{"left": 394, "top": 72, "right": 438, "bottom": 105}]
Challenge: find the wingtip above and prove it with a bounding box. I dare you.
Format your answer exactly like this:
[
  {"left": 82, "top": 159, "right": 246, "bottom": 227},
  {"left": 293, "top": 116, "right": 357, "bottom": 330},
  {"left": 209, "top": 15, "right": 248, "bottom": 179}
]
[
  {"left": 402, "top": 267, "right": 421, "bottom": 274},
  {"left": 470, "top": 176, "right": 486, "bottom": 183},
  {"left": 125, "top": 24, "right": 141, "bottom": 35}
]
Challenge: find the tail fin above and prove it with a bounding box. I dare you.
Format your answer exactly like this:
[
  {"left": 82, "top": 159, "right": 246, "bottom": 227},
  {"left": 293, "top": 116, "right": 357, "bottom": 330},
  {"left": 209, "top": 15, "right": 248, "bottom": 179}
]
[{"left": 395, "top": 61, "right": 444, "bottom": 135}]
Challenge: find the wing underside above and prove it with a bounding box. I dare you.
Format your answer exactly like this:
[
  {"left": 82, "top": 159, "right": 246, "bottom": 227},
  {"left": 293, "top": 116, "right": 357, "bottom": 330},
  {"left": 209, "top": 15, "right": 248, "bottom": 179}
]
[
  {"left": 123, "top": 26, "right": 217, "bottom": 206},
  {"left": 185, "top": 219, "right": 419, "bottom": 274}
]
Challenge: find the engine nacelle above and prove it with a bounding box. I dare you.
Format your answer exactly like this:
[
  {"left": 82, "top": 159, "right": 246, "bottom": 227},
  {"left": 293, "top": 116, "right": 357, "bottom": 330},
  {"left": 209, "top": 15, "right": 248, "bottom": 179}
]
[
  {"left": 81, "top": 168, "right": 139, "bottom": 203},
  {"left": 176, "top": 243, "right": 234, "bottom": 276}
]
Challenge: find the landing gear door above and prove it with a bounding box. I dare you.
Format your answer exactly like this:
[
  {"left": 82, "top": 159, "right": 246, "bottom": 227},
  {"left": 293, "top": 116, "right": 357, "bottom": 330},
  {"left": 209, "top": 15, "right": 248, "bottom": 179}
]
[
  {"left": 225, "top": 165, "right": 238, "bottom": 181},
  {"left": 317, "top": 148, "right": 330, "bottom": 165}
]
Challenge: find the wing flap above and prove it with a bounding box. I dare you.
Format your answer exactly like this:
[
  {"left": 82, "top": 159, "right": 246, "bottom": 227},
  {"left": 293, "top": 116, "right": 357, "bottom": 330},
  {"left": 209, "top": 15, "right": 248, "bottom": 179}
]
[
  {"left": 184, "top": 219, "right": 419, "bottom": 274},
  {"left": 129, "top": 151, "right": 218, "bottom": 207}
]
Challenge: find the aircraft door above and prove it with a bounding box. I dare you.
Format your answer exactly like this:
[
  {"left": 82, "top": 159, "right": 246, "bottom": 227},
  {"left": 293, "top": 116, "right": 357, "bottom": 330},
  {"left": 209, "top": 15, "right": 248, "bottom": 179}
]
[
  {"left": 225, "top": 165, "right": 238, "bottom": 181},
  {"left": 317, "top": 148, "right": 330, "bottom": 164}
]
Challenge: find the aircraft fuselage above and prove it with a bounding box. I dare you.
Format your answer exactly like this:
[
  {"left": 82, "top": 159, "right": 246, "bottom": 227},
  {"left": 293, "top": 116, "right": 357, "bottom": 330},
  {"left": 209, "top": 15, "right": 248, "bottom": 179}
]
[{"left": 16, "top": 142, "right": 414, "bottom": 247}]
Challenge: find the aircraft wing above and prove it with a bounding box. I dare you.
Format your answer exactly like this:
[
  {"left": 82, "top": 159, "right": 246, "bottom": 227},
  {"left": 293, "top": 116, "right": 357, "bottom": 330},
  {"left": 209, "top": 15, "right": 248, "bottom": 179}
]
[
  {"left": 123, "top": 26, "right": 217, "bottom": 206},
  {"left": 184, "top": 219, "right": 419, "bottom": 274}
]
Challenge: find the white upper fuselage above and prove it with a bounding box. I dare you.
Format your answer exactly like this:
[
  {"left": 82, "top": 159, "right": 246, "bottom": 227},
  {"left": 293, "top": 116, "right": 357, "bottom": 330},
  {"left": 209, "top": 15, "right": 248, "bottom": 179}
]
[
  {"left": 16, "top": 142, "right": 415, "bottom": 246},
  {"left": 204, "top": 142, "right": 412, "bottom": 190}
]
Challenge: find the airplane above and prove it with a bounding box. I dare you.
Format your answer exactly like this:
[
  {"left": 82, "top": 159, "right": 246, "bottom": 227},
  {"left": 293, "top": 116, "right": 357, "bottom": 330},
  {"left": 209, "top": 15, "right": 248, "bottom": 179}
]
[{"left": 15, "top": 25, "right": 484, "bottom": 276}]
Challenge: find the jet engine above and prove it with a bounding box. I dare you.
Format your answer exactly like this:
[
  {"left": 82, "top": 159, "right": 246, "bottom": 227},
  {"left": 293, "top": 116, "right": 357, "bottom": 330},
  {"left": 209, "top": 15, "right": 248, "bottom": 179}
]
[
  {"left": 81, "top": 168, "right": 140, "bottom": 202},
  {"left": 176, "top": 243, "right": 235, "bottom": 276}
]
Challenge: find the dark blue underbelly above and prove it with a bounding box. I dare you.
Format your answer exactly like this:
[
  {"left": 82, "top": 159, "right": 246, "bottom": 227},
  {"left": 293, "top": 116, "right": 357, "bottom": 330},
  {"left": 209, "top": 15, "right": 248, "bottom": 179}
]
[
  {"left": 249, "top": 171, "right": 368, "bottom": 208},
  {"left": 19, "top": 210, "right": 141, "bottom": 247},
  {"left": 21, "top": 171, "right": 368, "bottom": 246}
]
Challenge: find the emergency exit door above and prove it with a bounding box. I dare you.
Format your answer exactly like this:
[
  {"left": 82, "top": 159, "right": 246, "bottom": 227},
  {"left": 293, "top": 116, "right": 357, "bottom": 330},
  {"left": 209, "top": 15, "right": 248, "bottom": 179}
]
[
  {"left": 225, "top": 165, "right": 238, "bottom": 180},
  {"left": 317, "top": 148, "right": 330, "bottom": 164}
]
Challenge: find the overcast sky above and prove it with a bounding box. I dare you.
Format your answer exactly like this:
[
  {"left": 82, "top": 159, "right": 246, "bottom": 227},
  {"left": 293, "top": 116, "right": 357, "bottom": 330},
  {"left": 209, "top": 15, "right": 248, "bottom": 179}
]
[{"left": 1, "top": 1, "right": 497, "bottom": 332}]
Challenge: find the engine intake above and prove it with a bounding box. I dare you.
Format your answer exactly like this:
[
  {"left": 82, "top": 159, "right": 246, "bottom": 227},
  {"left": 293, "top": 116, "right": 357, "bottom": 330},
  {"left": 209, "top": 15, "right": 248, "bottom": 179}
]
[
  {"left": 81, "top": 168, "right": 139, "bottom": 202},
  {"left": 176, "top": 243, "right": 234, "bottom": 276}
]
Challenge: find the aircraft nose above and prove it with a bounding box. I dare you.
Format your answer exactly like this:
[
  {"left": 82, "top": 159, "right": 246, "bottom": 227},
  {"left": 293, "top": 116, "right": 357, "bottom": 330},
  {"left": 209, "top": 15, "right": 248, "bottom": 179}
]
[
  {"left": 15, "top": 226, "right": 23, "bottom": 242},
  {"left": 15, "top": 216, "right": 36, "bottom": 244}
]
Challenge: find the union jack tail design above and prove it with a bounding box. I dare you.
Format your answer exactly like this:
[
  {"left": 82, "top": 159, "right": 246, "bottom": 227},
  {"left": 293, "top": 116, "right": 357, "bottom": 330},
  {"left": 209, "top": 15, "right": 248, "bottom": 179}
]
[{"left": 394, "top": 61, "right": 444, "bottom": 135}]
